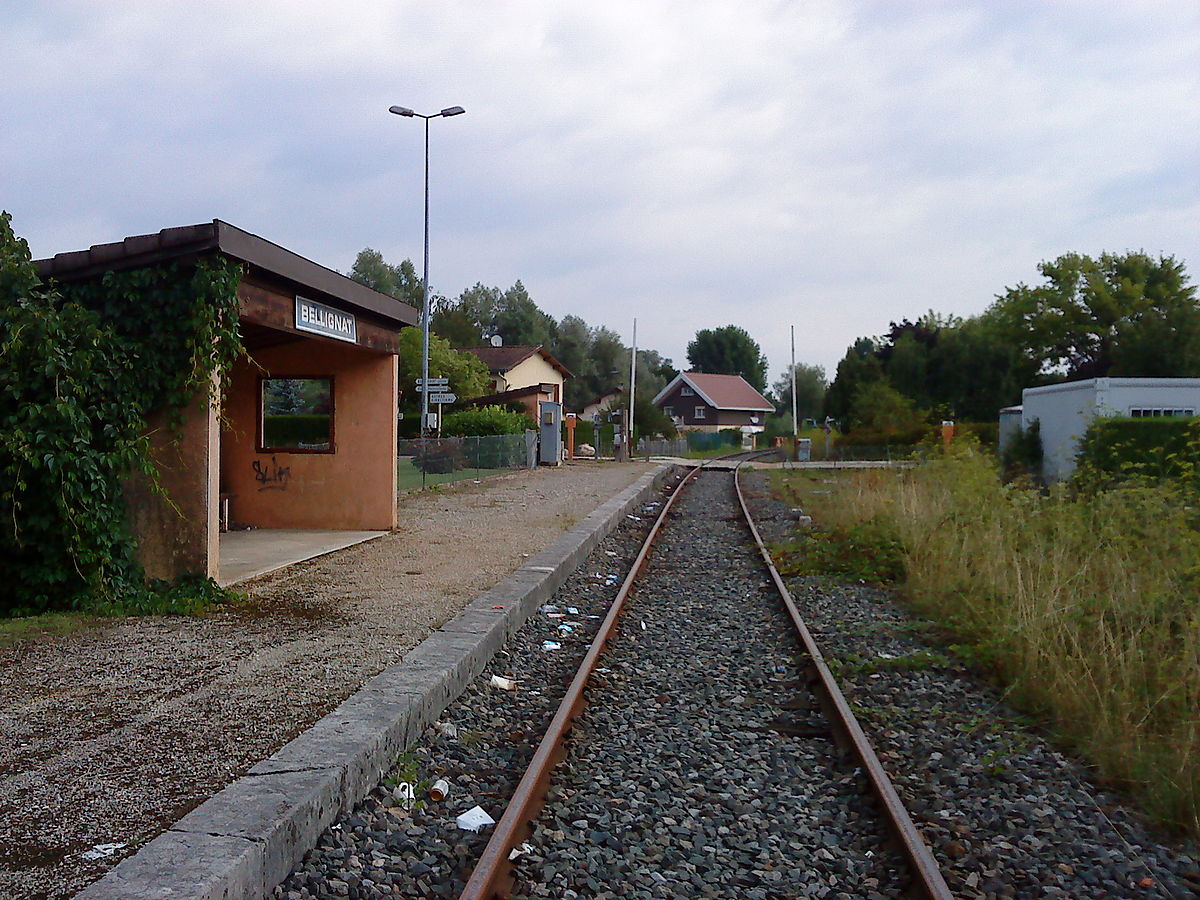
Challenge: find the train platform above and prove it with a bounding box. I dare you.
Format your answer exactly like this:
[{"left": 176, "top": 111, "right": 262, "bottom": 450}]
[{"left": 58, "top": 462, "right": 672, "bottom": 900}]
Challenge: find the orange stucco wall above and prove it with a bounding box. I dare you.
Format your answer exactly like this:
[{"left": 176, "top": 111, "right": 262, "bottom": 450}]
[{"left": 220, "top": 339, "right": 398, "bottom": 531}]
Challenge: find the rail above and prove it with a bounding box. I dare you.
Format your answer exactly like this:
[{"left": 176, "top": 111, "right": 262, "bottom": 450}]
[{"left": 458, "top": 451, "right": 953, "bottom": 899}]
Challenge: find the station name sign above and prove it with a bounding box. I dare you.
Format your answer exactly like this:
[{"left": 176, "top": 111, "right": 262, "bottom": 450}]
[{"left": 295, "top": 296, "right": 357, "bottom": 344}]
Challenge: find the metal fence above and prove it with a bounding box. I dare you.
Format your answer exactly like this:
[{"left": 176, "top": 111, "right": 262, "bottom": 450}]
[
  {"left": 637, "top": 437, "right": 689, "bottom": 457},
  {"left": 397, "top": 431, "right": 537, "bottom": 490}
]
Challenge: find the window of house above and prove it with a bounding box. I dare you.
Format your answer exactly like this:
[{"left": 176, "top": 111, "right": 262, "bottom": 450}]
[
  {"left": 694, "top": 406, "right": 706, "bottom": 419},
  {"left": 1129, "top": 407, "right": 1195, "bottom": 418},
  {"left": 681, "top": 386, "right": 694, "bottom": 396},
  {"left": 260, "top": 377, "right": 334, "bottom": 452},
  {"left": 663, "top": 406, "right": 673, "bottom": 417}
]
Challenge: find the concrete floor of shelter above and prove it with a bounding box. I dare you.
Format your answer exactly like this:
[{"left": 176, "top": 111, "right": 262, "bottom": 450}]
[{"left": 217, "top": 529, "right": 388, "bottom": 586}]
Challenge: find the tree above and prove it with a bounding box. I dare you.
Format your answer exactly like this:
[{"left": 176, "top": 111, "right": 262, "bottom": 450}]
[
  {"left": 349, "top": 248, "right": 424, "bottom": 308},
  {"left": 925, "top": 317, "right": 1032, "bottom": 421},
  {"left": 686, "top": 325, "right": 768, "bottom": 391},
  {"left": 850, "top": 381, "right": 927, "bottom": 434},
  {"left": 430, "top": 302, "right": 484, "bottom": 346},
  {"left": 985, "top": 251, "right": 1199, "bottom": 380},
  {"left": 823, "top": 338, "right": 882, "bottom": 425},
  {"left": 771, "top": 363, "right": 827, "bottom": 422},
  {"left": 395, "top": 329, "right": 489, "bottom": 411},
  {"left": 496, "top": 280, "right": 558, "bottom": 347}
]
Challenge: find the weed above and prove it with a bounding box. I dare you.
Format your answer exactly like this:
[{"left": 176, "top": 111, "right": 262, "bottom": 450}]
[
  {"left": 383, "top": 750, "right": 430, "bottom": 812},
  {"left": 772, "top": 517, "right": 906, "bottom": 586},
  {"left": 0, "top": 612, "right": 104, "bottom": 648},
  {"left": 773, "top": 449, "right": 1200, "bottom": 835}
]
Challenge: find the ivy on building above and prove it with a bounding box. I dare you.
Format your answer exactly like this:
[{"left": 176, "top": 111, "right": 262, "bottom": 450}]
[{"left": 0, "top": 212, "right": 244, "bottom": 616}]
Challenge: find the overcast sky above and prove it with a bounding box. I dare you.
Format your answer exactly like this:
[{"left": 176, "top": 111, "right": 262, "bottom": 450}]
[{"left": 3, "top": 1, "right": 1197, "bottom": 385}]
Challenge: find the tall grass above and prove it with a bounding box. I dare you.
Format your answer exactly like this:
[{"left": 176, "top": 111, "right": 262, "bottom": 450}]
[{"left": 782, "top": 448, "right": 1200, "bottom": 834}]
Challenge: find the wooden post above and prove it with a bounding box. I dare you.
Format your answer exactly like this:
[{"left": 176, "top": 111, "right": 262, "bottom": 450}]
[{"left": 564, "top": 413, "right": 577, "bottom": 459}]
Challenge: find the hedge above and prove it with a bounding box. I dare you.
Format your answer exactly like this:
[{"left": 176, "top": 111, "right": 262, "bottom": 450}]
[
  {"left": 1076, "top": 417, "right": 1200, "bottom": 482},
  {"left": 262, "top": 413, "right": 331, "bottom": 448}
]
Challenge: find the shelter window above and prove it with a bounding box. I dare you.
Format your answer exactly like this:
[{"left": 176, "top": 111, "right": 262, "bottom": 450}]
[
  {"left": 1129, "top": 407, "right": 1194, "bottom": 418},
  {"left": 260, "top": 377, "right": 334, "bottom": 452},
  {"left": 694, "top": 406, "right": 707, "bottom": 419}
]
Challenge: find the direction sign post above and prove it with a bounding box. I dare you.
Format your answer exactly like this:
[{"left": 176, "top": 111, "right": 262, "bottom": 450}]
[{"left": 428, "top": 392, "right": 457, "bottom": 404}]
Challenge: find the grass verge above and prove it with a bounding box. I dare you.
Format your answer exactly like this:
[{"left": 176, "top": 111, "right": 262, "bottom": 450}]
[{"left": 772, "top": 448, "right": 1200, "bottom": 836}]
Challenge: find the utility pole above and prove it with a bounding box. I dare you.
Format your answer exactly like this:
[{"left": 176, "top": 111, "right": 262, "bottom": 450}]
[
  {"left": 790, "top": 325, "right": 798, "bottom": 461},
  {"left": 628, "top": 318, "right": 637, "bottom": 460}
]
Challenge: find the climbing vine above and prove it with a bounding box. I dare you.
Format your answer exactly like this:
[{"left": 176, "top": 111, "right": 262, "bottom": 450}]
[{"left": 0, "top": 212, "right": 245, "bottom": 615}]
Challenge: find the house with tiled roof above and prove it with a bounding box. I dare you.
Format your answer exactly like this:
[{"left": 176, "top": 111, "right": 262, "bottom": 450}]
[
  {"left": 652, "top": 372, "right": 774, "bottom": 434},
  {"left": 457, "top": 344, "right": 572, "bottom": 417}
]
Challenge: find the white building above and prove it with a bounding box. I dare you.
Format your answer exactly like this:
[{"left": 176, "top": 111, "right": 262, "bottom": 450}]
[{"left": 1002, "top": 377, "right": 1200, "bottom": 482}]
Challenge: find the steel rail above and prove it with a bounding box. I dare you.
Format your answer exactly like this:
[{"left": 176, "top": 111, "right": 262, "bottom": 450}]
[
  {"left": 459, "top": 458, "right": 717, "bottom": 900},
  {"left": 732, "top": 459, "right": 955, "bottom": 900}
]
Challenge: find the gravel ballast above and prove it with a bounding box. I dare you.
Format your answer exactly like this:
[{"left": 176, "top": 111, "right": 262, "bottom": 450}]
[
  {"left": 741, "top": 469, "right": 1200, "bottom": 900},
  {"left": 277, "top": 468, "right": 909, "bottom": 899},
  {"left": 0, "top": 461, "right": 655, "bottom": 900}
]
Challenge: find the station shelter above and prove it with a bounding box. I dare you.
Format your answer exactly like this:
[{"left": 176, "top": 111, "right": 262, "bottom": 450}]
[{"left": 35, "top": 220, "right": 417, "bottom": 584}]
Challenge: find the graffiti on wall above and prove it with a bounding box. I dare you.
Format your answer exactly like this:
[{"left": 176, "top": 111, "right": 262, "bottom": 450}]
[{"left": 252, "top": 456, "right": 291, "bottom": 491}]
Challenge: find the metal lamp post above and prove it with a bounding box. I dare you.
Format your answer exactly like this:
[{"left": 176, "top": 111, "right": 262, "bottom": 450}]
[{"left": 388, "top": 104, "right": 465, "bottom": 486}]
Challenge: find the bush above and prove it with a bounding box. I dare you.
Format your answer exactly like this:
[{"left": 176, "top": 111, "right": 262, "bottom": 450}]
[
  {"left": 262, "top": 413, "right": 331, "bottom": 448},
  {"left": 0, "top": 212, "right": 243, "bottom": 615},
  {"left": 1001, "top": 419, "right": 1043, "bottom": 482},
  {"left": 835, "top": 424, "right": 930, "bottom": 447},
  {"left": 1074, "top": 417, "right": 1200, "bottom": 488},
  {"left": 441, "top": 405, "right": 530, "bottom": 436}
]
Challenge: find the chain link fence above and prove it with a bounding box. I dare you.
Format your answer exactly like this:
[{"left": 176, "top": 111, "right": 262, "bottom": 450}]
[
  {"left": 397, "top": 431, "right": 537, "bottom": 490},
  {"left": 637, "top": 437, "right": 689, "bottom": 457}
]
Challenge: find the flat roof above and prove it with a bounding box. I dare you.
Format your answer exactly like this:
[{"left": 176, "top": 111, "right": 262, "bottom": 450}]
[{"left": 34, "top": 219, "right": 419, "bottom": 329}]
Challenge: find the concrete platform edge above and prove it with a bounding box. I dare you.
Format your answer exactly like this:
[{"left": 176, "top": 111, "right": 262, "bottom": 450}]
[{"left": 74, "top": 463, "right": 675, "bottom": 900}]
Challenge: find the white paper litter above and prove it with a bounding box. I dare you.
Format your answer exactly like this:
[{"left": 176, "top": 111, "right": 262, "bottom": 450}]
[
  {"left": 80, "top": 843, "right": 126, "bottom": 861},
  {"left": 490, "top": 675, "right": 517, "bottom": 691},
  {"left": 508, "top": 841, "right": 534, "bottom": 860},
  {"left": 456, "top": 805, "right": 496, "bottom": 832},
  {"left": 541, "top": 640, "right": 562, "bottom": 651},
  {"left": 434, "top": 721, "right": 459, "bottom": 738}
]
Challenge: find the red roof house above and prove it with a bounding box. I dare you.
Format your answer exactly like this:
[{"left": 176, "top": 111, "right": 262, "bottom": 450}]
[{"left": 652, "top": 372, "right": 774, "bottom": 433}]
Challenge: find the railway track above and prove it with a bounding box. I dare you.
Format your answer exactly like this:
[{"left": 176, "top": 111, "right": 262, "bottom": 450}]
[
  {"left": 459, "top": 455, "right": 953, "bottom": 899},
  {"left": 278, "top": 454, "right": 1200, "bottom": 900}
]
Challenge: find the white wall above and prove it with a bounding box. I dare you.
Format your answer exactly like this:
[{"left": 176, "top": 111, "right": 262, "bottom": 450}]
[{"left": 1022, "top": 378, "right": 1200, "bottom": 482}]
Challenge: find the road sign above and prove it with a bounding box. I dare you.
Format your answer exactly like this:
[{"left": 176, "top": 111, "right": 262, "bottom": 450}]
[
  {"left": 415, "top": 377, "right": 449, "bottom": 388},
  {"left": 428, "top": 392, "right": 457, "bottom": 404}
]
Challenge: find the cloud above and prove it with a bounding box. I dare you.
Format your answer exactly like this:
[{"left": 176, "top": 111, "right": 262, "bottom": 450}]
[{"left": 1, "top": 0, "right": 1196, "bottom": 381}]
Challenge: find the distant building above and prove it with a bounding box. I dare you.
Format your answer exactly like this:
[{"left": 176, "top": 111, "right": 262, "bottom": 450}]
[
  {"left": 458, "top": 344, "right": 572, "bottom": 418},
  {"left": 652, "top": 372, "right": 774, "bottom": 434},
  {"left": 1000, "top": 377, "right": 1200, "bottom": 481},
  {"left": 579, "top": 387, "right": 623, "bottom": 421}
]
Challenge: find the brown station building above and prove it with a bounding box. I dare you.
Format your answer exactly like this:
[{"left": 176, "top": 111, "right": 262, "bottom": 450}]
[{"left": 36, "top": 220, "right": 417, "bottom": 583}]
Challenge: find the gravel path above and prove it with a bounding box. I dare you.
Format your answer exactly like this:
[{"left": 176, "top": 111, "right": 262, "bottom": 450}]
[
  {"left": 277, "top": 468, "right": 908, "bottom": 899},
  {"left": 741, "top": 469, "right": 1200, "bottom": 900},
  {"left": 0, "top": 461, "right": 653, "bottom": 900}
]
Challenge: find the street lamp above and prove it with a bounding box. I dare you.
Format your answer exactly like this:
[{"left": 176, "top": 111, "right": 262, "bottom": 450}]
[{"left": 388, "top": 104, "right": 466, "bottom": 475}]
